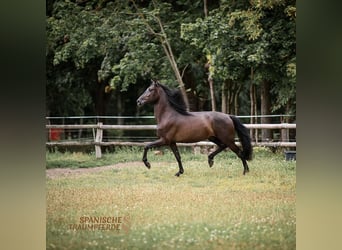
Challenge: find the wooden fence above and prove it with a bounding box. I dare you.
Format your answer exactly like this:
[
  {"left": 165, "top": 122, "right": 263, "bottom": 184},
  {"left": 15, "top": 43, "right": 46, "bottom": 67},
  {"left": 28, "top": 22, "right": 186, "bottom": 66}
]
[{"left": 46, "top": 123, "right": 296, "bottom": 158}]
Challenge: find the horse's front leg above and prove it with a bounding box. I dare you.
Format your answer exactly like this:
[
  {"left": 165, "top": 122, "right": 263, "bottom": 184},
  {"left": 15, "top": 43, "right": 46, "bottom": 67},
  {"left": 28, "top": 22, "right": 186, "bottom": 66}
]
[
  {"left": 170, "top": 143, "right": 184, "bottom": 177},
  {"left": 142, "top": 138, "right": 165, "bottom": 169}
]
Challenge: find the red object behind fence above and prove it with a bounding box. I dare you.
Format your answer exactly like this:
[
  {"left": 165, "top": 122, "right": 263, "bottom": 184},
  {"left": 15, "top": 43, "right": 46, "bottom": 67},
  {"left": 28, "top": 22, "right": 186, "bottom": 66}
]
[{"left": 49, "top": 128, "right": 63, "bottom": 141}]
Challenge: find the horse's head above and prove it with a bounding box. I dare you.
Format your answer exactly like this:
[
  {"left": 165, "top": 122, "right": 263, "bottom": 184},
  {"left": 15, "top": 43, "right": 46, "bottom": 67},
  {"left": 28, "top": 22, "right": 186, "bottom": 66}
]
[{"left": 137, "top": 80, "right": 160, "bottom": 107}]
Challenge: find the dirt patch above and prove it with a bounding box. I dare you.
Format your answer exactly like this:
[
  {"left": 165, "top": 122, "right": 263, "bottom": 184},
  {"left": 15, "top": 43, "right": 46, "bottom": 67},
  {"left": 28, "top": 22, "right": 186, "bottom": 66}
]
[{"left": 46, "top": 161, "right": 143, "bottom": 179}]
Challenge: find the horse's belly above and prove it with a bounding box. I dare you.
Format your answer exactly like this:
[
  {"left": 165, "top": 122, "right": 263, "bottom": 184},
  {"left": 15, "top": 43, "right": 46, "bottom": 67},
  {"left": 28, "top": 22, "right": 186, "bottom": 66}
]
[
  {"left": 176, "top": 136, "right": 206, "bottom": 143},
  {"left": 173, "top": 123, "right": 212, "bottom": 143}
]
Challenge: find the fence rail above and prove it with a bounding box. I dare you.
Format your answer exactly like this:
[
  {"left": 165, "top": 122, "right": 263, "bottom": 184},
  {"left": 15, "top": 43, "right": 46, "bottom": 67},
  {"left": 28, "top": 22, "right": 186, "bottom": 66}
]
[
  {"left": 46, "top": 123, "right": 296, "bottom": 130},
  {"left": 46, "top": 123, "right": 296, "bottom": 158}
]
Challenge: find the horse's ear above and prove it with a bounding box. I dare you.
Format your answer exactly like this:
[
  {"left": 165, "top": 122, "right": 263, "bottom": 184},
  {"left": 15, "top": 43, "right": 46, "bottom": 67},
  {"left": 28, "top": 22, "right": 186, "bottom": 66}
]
[{"left": 151, "top": 79, "right": 159, "bottom": 86}]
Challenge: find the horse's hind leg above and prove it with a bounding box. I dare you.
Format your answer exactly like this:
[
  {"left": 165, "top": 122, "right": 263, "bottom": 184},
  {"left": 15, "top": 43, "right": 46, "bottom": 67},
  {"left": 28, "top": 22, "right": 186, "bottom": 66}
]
[
  {"left": 228, "top": 142, "right": 249, "bottom": 175},
  {"left": 208, "top": 146, "right": 227, "bottom": 167},
  {"left": 208, "top": 137, "right": 227, "bottom": 167},
  {"left": 170, "top": 143, "right": 184, "bottom": 177}
]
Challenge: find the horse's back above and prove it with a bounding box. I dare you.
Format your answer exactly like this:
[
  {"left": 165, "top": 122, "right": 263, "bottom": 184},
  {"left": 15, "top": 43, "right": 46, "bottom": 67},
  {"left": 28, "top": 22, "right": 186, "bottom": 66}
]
[
  {"left": 192, "top": 111, "right": 233, "bottom": 125},
  {"left": 193, "top": 111, "right": 235, "bottom": 142}
]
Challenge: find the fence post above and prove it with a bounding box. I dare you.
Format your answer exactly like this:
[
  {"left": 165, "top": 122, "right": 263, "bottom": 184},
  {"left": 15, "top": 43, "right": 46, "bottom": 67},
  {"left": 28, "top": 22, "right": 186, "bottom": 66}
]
[
  {"left": 95, "top": 122, "right": 103, "bottom": 158},
  {"left": 281, "top": 124, "right": 289, "bottom": 144}
]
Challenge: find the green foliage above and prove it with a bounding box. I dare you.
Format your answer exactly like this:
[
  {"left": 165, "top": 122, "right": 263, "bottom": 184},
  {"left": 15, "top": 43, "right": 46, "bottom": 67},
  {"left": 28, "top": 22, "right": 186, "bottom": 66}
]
[
  {"left": 46, "top": 0, "right": 295, "bottom": 116},
  {"left": 46, "top": 61, "right": 93, "bottom": 116},
  {"left": 181, "top": 0, "right": 295, "bottom": 114}
]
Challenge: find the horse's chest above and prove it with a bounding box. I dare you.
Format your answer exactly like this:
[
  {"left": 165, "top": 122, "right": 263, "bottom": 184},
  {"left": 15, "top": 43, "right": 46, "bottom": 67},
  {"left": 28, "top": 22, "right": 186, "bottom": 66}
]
[
  {"left": 156, "top": 123, "right": 176, "bottom": 139},
  {"left": 156, "top": 125, "right": 169, "bottom": 136}
]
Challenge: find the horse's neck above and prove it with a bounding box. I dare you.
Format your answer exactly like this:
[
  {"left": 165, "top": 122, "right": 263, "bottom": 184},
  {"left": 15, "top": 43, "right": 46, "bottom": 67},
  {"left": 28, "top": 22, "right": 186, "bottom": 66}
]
[{"left": 154, "top": 92, "right": 176, "bottom": 124}]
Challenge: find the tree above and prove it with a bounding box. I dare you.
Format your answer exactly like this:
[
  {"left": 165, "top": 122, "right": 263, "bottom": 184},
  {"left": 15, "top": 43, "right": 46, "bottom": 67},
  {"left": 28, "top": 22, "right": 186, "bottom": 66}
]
[
  {"left": 46, "top": 0, "right": 128, "bottom": 116},
  {"left": 182, "top": 0, "right": 296, "bottom": 140},
  {"left": 46, "top": 0, "right": 296, "bottom": 136},
  {"left": 129, "top": 0, "right": 190, "bottom": 109}
]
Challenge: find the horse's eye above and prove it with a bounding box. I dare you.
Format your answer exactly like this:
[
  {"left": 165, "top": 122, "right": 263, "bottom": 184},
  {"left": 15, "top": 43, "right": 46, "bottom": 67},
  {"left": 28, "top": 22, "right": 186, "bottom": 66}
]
[{"left": 148, "top": 88, "right": 154, "bottom": 92}]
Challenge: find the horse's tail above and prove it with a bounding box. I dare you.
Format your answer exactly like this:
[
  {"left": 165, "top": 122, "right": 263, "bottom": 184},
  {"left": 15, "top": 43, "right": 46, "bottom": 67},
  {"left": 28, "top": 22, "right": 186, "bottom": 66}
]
[{"left": 230, "top": 115, "right": 253, "bottom": 161}]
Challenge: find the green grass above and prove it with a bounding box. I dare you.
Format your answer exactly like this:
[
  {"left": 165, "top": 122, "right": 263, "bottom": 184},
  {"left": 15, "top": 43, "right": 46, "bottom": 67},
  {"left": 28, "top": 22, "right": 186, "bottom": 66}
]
[
  {"left": 46, "top": 147, "right": 296, "bottom": 249},
  {"left": 46, "top": 146, "right": 225, "bottom": 169}
]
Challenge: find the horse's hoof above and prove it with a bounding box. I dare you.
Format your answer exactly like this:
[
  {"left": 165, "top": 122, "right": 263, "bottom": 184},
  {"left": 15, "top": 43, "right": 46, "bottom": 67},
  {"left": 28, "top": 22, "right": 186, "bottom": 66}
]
[
  {"left": 243, "top": 168, "right": 249, "bottom": 175},
  {"left": 143, "top": 161, "right": 151, "bottom": 169},
  {"left": 175, "top": 172, "right": 182, "bottom": 177},
  {"left": 208, "top": 159, "right": 214, "bottom": 167}
]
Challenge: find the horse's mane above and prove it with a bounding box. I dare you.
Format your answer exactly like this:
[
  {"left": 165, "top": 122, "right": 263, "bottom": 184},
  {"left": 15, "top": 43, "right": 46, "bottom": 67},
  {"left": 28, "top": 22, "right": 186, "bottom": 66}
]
[{"left": 158, "top": 84, "right": 191, "bottom": 116}]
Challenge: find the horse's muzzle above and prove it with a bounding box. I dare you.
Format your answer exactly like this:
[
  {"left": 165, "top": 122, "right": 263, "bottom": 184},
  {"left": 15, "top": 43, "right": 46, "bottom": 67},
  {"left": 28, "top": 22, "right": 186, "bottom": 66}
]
[{"left": 136, "top": 99, "right": 144, "bottom": 106}]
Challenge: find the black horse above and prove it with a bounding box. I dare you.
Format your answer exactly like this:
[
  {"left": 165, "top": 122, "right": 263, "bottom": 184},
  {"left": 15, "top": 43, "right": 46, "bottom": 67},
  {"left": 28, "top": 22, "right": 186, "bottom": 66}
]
[{"left": 137, "top": 80, "right": 253, "bottom": 177}]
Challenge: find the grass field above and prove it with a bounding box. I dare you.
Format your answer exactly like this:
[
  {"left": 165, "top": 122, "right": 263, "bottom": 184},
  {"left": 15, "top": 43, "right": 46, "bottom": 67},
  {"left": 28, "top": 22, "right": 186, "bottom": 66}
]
[{"left": 46, "top": 147, "right": 296, "bottom": 249}]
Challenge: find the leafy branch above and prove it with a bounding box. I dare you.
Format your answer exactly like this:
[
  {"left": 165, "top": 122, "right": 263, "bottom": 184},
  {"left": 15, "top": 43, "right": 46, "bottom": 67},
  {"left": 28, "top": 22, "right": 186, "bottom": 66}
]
[{"left": 130, "top": 0, "right": 189, "bottom": 110}]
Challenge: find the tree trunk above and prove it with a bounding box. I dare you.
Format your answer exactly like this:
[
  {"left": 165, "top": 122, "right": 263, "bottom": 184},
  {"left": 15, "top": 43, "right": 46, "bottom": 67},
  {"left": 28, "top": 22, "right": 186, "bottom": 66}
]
[
  {"left": 281, "top": 102, "right": 290, "bottom": 150},
  {"left": 234, "top": 84, "right": 242, "bottom": 115},
  {"left": 253, "top": 83, "right": 258, "bottom": 143},
  {"left": 117, "top": 92, "right": 124, "bottom": 126},
  {"left": 203, "top": 1, "right": 216, "bottom": 111},
  {"left": 228, "top": 81, "right": 241, "bottom": 115},
  {"left": 204, "top": 0, "right": 208, "bottom": 17},
  {"left": 226, "top": 79, "right": 236, "bottom": 114},
  {"left": 249, "top": 67, "right": 258, "bottom": 142},
  {"left": 160, "top": 40, "right": 189, "bottom": 110},
  {"left": 94, "top": 81, "right": 112, "bottom": 119},
  {"left": 250, "top": 83, "right": 255, "bottom": 141},
  {"left": 261, "top": 80, "right": 271, "bottom": 141},
  {"left": 131, "top": 1, "right": 190, "bottom": 110},
  {"left": 208, "top": 77, "right": 216, "bottom": 111},
  {"left": 228, "top": 80, "right": 233, "bottom": 114},
  {"left": 221, "top": 80, "right": 228, "bottom": 113}
]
